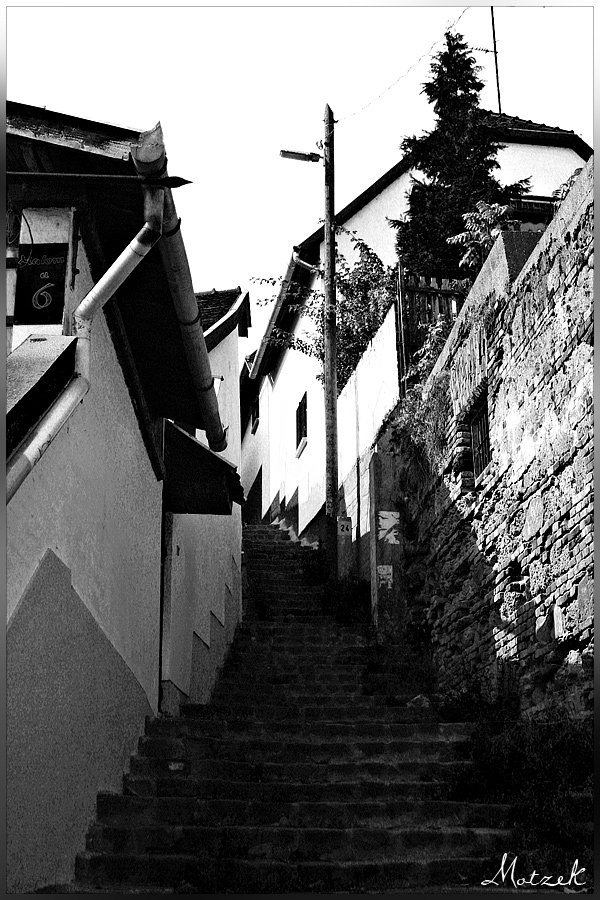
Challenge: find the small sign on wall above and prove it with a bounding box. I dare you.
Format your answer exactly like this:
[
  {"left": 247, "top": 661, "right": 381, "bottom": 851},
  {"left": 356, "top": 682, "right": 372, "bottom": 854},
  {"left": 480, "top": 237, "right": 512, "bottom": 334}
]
[
  {"left": 15, "top": 243, "right": 69, "bottom": 325},
  {"left": 377, "top": 510, "right": 400, "bottom": 545},
  {"left": 338, "top": 516, "right": 352, "bottom": 536},
  {"left": 377, "top": 565, "right": 393, "bottom": 589}
]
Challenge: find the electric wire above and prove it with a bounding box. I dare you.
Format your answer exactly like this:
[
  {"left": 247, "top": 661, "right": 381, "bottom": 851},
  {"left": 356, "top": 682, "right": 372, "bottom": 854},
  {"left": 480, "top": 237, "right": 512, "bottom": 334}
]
[{"left": 337, "top": 7, "right": 471, "bottom": 124}]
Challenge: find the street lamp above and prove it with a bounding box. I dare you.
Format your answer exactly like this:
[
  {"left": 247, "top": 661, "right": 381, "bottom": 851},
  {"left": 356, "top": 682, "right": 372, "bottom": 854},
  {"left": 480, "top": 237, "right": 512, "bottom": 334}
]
[{"left": 280, "top": 104, "right": 338, "bottom": 582}]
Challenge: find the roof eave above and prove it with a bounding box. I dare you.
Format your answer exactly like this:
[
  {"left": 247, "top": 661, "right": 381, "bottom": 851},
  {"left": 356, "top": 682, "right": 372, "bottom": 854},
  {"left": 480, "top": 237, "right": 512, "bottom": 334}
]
[
  {"left": 204, "top": 290, "right": 251, "bottom": 352},
  {"left": 249, "top": 255, "right": 297, "bottom": 380}
]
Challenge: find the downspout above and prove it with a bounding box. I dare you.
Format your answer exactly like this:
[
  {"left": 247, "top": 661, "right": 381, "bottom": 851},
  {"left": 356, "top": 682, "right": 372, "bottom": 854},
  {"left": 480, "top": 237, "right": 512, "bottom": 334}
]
[
  {"left": 131, "top": 124, "right": 227, "bottom": 452},
  {"left": 6, "top": 186, "right": 164, "bottom": 504}
]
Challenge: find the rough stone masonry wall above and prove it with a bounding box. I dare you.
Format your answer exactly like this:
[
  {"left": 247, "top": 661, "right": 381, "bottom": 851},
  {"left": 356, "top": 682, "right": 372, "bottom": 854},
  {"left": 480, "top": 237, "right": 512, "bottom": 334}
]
[{"left": 393, "top": 160, "right": 593, "bottom": 716}]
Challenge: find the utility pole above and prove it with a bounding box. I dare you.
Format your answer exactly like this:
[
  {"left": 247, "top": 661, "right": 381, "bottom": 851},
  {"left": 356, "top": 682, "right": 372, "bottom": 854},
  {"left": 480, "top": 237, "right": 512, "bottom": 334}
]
[
  {"left": 491, "top": 7, "right": 502, "bottom": 114},
  {"left": 280, "top": 106, "right": 339, "bottom": 581},
  {"left": 323, "top": 104, "right": 338, "bottom": 582}
]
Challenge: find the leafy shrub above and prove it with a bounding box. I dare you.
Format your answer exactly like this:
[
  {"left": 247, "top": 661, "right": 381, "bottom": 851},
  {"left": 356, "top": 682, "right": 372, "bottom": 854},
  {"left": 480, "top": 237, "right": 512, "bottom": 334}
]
[{"left": 451, "top": 705, "right": 594, "bottom": 887}]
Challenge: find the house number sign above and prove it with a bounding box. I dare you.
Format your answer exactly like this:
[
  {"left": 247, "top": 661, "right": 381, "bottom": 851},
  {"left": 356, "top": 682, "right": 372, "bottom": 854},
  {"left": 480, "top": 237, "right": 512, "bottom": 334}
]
[{"left": 15, "top": 243, "right": 69, "bottom": 325}]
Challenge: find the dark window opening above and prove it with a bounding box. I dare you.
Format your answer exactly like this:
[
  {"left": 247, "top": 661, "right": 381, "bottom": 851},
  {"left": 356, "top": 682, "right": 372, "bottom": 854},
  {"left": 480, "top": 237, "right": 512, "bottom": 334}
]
[
  {"left": 296, "top": 392, "right": 307, "bottom": 453},
  {"left": 470, "top": 398, "right": 491, "bottom": 478}
]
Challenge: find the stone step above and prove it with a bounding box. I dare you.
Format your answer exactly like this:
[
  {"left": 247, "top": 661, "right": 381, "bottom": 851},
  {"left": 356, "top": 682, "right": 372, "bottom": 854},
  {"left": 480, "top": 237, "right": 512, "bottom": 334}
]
[
  {"left": 208, "top": 687, "right": 424, "bottom": 705},
  {"left": 175, "top": 712, "right": 472, "bottom": 739},
  {"left": 75, "top": 851, "right": 500, "bottom": 892},
  {"left": 237, "top": 621, "right": 367, "bottom": 635},
  {"left": 147, "top": 715, "right": 467, "bottom": 743},
  {"left": 233, "top": 631, "right": 369, "bottom": 646},
  {"left": 183, "top": 798, "right": 513, "bottom": 830},
  {"left": 262, "top": 614, "right": 345, "bottom": 624},
  {"left": 200, "top": 670, "right": 373, "bottom": 687},
  {"left": 138, "top": 734, "right": 467, "bottom": 766},
  {"left": 96, "top": 792, "right": 512, "bottom": 830},
  {"left": 160, "top": 776, "right": 455, "bottom": 802},
  {"left": 125, "top": 757, "right": 472, "bottom": 792},
  {"left": 246, "top": 571, "right": 324, "bottom": 582},
  {"left": 224, "top": 649, "right": 369, "bottom": 666},
  {"left": 172, "top": 703, "right": 432, "bottom": 724},
  {"left": 244, "top": 547, "right": 318, "bottom": 559},
  {"left": 86, "top": 821, "right": 510, "bottom": 860}
]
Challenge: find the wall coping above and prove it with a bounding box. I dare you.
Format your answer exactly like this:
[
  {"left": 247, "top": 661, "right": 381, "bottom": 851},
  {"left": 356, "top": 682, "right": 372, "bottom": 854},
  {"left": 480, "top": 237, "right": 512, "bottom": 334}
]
[{"left": 425, "top": 156, "right": 594, "bottom": 395}]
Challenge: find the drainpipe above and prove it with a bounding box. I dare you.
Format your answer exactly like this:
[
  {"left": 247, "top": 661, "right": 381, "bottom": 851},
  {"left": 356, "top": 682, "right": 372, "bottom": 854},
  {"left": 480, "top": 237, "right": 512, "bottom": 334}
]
[
  {"left": 7, "top": 186, "right": 164, "bottom": 504},
  {"left": 131, "top": 124, "right": 227, "bottom": 453}
]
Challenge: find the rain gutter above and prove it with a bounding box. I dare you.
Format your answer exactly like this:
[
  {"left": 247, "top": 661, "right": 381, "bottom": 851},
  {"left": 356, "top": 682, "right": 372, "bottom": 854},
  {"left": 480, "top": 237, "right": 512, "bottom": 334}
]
[
  {"left": 249, "top": 254, "right": 297, "bottom": 380},
  {"left": 7, "top": 185, "right": 164, "bottom": 504},
  {"left": 131, "top": 124, "right": 227, "bottom": 452}
]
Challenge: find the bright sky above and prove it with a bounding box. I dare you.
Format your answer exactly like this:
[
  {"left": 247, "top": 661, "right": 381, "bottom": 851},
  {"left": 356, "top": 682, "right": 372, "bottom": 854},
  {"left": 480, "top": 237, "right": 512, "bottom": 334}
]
[{"left": 7, "top": 5, "right": 594, "bottom": 352}]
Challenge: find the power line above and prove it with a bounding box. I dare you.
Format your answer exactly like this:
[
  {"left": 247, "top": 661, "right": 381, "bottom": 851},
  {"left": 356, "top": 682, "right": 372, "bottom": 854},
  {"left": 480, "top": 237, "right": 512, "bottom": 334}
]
[{"left": 337, "top": 7, "right": 470, "bottom": 123}]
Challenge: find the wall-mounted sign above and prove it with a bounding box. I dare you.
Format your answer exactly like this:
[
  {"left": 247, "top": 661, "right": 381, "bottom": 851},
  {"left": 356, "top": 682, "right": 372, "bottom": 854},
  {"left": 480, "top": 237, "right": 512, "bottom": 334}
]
[
  {"left": 15, "top": 243, "right": 69, "bottom": 325},
  {"left": 338, "top": 516, "right": 352, "bottom": 536}
]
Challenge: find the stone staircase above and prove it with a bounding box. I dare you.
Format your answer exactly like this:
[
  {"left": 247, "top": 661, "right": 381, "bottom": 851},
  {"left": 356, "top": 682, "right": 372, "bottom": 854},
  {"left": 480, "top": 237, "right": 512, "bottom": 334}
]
[{"left": 72, "top": 523, "right": 513, "bottom": 893}]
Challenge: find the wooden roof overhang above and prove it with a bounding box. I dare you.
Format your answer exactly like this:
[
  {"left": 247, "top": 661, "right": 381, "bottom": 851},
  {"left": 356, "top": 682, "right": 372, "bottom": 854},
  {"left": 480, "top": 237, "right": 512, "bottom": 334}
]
[{"left": 7, "top": 104, "right": 245, "bottom": 512}]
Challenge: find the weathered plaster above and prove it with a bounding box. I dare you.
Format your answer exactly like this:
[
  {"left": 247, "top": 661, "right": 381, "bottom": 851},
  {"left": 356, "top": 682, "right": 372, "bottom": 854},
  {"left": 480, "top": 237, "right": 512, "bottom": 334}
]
[{"left": 7, "top": 550, "right": 151, "bottom": 894}]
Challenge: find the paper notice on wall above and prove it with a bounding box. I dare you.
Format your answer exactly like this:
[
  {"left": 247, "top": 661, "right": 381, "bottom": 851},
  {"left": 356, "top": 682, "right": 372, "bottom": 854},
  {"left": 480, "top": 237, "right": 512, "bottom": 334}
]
[
  {"left": 378, "top": 510, "right": 400, "bottom": 544},
  {"left": 377, "top": 565, "right": 393, "bottom": 589}
]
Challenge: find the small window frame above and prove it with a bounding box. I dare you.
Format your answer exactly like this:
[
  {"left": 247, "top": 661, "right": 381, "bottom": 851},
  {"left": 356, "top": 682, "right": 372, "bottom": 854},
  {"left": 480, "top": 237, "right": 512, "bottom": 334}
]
[
  {"left": 295, "top": 392, "right": 307, "bottom": 457},
  {"left": 250, "top": 395, "right": 260, "bottom": 434},
  {"left": 470, "top": 396, "right": 491, "bottom": 479}
]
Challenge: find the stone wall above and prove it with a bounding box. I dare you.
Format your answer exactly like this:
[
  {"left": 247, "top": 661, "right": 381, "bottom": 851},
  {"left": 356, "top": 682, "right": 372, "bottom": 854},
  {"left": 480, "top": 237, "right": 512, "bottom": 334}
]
[{"left": 384, "top": 159, "right": 593, "bottom": 716}]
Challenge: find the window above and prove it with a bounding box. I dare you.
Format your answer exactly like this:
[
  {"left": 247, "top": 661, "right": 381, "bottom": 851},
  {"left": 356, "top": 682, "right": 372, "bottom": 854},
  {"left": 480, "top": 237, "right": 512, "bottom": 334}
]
[
  {"left": 250, "top": 395, "right": 260, "bottom": 434},
  {"left": 470, "top": 399, "right": 491, "bottom": 478},
  {"left": 296, "top": 392, "right": 307, "bottom": 456}
]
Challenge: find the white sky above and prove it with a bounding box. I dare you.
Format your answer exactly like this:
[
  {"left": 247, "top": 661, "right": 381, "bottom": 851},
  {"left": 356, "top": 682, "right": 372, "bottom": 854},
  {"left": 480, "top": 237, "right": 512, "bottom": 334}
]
[{"left": 7, "top": 5, "right": 594, "bottom": 352}]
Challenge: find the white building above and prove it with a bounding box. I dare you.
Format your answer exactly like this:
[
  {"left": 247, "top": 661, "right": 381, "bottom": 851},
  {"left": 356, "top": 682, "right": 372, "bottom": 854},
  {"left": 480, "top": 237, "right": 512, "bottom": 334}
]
[
  {"left": 240, "top": 112, "right": 592, "bottom": 562},
  {"left": 7, "top": 102, "right": 249, "bottom": 893}
]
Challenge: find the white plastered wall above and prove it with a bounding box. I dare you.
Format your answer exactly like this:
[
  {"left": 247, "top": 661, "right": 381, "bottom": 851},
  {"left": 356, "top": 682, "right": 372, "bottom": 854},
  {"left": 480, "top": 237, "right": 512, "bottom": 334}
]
[
  {"left": 7, "top": 209, "right": 163, "bottom": 708},
  {"left": 163, "top": 328, "right": 243, "bottom": 696},
  {"left": 242, "top": 140, "right": 587, "bottom": 539}
]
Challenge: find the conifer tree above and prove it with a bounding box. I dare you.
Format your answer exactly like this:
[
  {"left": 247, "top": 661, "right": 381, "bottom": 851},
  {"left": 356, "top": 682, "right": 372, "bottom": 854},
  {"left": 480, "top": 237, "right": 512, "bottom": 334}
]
[{"left": 391, "top": 31, "right": 528, "bottom": 275}]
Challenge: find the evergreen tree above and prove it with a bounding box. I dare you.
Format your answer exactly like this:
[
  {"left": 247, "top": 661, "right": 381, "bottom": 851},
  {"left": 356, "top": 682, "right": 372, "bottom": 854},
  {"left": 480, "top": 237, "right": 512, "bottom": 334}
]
[{"left": 391, "top": 31, "right": 529, "bottom": 275}]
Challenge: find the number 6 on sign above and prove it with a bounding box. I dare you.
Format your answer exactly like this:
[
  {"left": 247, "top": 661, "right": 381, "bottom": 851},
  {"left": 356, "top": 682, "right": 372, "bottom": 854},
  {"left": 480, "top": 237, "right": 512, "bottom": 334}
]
[{"left": 31, "top": 283, "right": 55, "bottom": 310}]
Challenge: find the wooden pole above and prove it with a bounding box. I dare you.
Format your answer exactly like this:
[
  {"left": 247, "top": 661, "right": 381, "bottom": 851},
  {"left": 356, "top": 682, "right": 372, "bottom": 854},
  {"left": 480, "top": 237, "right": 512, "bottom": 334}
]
[
  {"left": 396, "top": 260, "right": 408, "bottom": 398},
  {"left": 491, "top": 7, "right": 502, "bottom": 114},
  {"left": 323, "top": 104, "right": 338, "bottom": 581}
]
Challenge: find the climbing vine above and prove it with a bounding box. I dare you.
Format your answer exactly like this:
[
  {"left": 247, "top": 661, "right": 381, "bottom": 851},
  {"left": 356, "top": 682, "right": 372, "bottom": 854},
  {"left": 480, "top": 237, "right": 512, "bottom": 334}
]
[
  {"left": 253, "top": 228, "right": 396, "bottom": 393},
  {"left": 388, "top": 315, "right": 453, "bottom": 477}
]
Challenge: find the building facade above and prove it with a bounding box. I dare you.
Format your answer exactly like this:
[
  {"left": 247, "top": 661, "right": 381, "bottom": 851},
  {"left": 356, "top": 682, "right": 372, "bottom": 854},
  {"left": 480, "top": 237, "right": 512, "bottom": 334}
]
[
  {"left": 7, "top": 103, "right": 248, "bottom": 893},
  {"left": 241, "top": 113, "right": 591, "bottom": 560}
]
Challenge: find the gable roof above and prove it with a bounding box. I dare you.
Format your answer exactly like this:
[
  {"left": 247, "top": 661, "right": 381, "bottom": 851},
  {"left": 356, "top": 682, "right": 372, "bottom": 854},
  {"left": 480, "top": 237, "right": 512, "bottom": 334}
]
[
  {"left": 296, "top": 110, "right": 592, "bottom": 258},
  {"left": 478, "top": 110, "right": 592, "bottom": 159},
  {"left": 249, "top": 110, "right": 592, "bottom": 382},
  {"left": 6, "top": 103, "right": 232, "bottom": 445},
  {"left": 196, "top": 288, "right": 246, "bottom": 330},
  {"left": 197, "top": 288, "right": 251, "bottom": 351}
]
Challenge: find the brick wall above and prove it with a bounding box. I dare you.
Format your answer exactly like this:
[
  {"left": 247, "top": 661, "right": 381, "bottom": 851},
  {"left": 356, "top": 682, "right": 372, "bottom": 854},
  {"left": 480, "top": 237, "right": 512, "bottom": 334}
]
[{"left": 384, "top": 159, "right": 593, "bottom": 715}]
